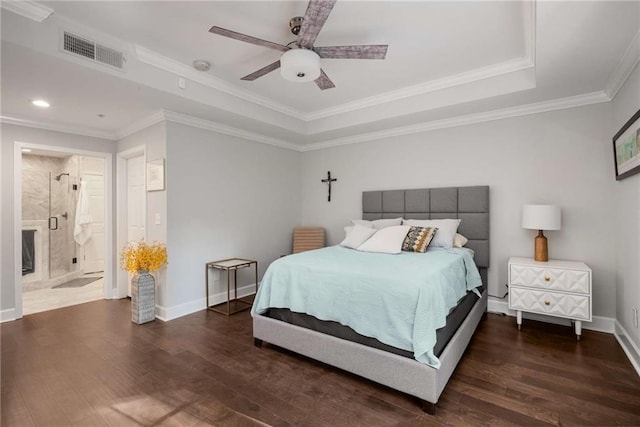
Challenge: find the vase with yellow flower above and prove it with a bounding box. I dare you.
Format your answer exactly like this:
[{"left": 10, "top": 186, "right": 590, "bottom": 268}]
[{"left": 120, "top": 241, "right": 167, "bottom": 324}]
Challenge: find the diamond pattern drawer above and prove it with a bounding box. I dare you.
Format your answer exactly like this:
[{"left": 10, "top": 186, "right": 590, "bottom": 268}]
[
  {"left": 508, "top": 258, "right": 592, "bottom": 338},
  {"left": 510, "top": 264, "right": 590, "bottom": 294},
  {"left": 509, "top": 287, "right": 591, "bottom": 321}
]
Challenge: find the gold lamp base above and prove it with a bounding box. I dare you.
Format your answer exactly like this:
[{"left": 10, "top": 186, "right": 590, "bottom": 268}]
[{"left": 534, "top": 230, "right": 548, "bottom": 262}]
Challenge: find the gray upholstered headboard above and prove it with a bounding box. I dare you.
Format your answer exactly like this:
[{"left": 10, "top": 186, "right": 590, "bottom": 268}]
[{"left": 362, "top": 186, "right": 490, "bottom": 278}]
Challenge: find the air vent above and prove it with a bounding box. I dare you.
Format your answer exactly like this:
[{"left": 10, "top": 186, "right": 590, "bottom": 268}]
[{"left": 62, "top": 31, "right": 124, "bottom": 70}]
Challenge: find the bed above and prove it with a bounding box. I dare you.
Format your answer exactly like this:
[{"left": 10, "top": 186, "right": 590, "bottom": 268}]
[{"left": 252, "top": 186, "right": 489, "bottom": 413}]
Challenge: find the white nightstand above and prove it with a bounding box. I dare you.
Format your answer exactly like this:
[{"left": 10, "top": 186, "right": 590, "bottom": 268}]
[{"left": 508, "top": 257, "right": 592, "bottom": 340}]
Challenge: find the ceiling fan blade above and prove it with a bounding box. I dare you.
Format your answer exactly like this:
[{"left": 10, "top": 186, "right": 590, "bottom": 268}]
[
  {"left": 241, "top": 60, "right": 281, "bottom": 81},
  {"left": 297, "top": 0, "right": 337, "bottom": 49},
  {"left": 315, "top": 69, "right": 335, "bottom": 90},
  {"left": 209, "top": 26, "right": 290, "bottom": 52},
  {"left": 315, "top": 45, "right": 388, "bottom": 59}
]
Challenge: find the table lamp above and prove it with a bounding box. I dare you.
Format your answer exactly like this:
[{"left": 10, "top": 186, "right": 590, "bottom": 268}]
[{"left": 522, "top": 204, "right": 561, "bottom": 262}]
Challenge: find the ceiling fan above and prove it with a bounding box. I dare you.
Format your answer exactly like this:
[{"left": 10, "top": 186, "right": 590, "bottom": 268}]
[{"left": 209, "top": 0, "right": 388, "bottom": 90}]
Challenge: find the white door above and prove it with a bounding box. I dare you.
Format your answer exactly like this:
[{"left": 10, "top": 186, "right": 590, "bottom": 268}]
[
  {"left": 127, "top": 155, "right": 146, "bottom": 296},
  {"left": 82, "top": 173, "right": 104, "bottom": 273},
  {"left": 81, "top": 157, "right": 105, "bottom": 273}
]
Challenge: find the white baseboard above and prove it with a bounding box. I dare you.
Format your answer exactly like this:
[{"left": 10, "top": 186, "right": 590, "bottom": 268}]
[
  {"left": 155, "top": 283, "right": 257, "bottom": 322},
  {"left": 487, "top": 296, "right": 615, "bottom": 333},
  {"left": 614, "top": 321, "right": 640, "bottom": 376},
  {"left": 488, "top": 296, "right": 637, "bottom": 375},
  {"left": 0, "top": 308, "right": 17, "bottom": 323}
]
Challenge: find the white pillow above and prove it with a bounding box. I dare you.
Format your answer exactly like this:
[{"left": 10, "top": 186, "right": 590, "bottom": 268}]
[
  {"left": 340, "top": 225, "right": 377, "bottom": 249},
  {"left": 402, "top": 219, "right": 462, "bottom": 249},
  {"left": 357, "top": 225, "right": 410, "bottom": 254},
  {"left": 454, "top": 233, "right": 468, "bottom": 248},
  {"left": 344, "top": 226, "right": 354, "bottom": 238},
  {"left": 351, "top": 217, "right": 403, "bottom": 230}
]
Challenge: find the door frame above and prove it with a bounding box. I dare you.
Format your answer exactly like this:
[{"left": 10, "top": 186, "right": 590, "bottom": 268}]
[
  {"left": 116, "top": 145, "right": 146, "bottom": 298},
  {"left": 13, "top": 141, "right": 115, "bottom": 319}
]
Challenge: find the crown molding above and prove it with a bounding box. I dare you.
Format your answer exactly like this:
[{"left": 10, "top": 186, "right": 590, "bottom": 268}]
[
  {"left": 134, "top": 50, "right": 534, "bottom": 124},
  {"left": 1, "top": 110, "right": 301, "bottom": 151},
  {"left": 161, "top": 110, "right": 300, "bottom": 151},
  {"left": 116, "top": 111, "right": 166, "bottom": 139},
  {"left": 306, "top": 57, "right": 534, "bottom": 121},
  {"left": 133, "top": 21, "right": 535, "bottom": 124},
  {"left": 605, "top": 29, "right": 640, "bottom": 100},
  {"left": 12, "top": 8, "right": 537, "bottom": 128},
  {"left": 1, "top": 0, "right": 53, "bottom": 23},
  {"left": 2, "top": 89, "right": 612, "bottom": 153},
  {"left": 307, "top": 2, "right": 537, "bottom": 122},
  {"left": 0, "top": 115, "right": 118, "bottom": 141},
  {"left": 299, "top": 91, "right": 610, "bottom": 152},
  {"left": 133, "top": 45, "right": 306, "bottom": 121}
]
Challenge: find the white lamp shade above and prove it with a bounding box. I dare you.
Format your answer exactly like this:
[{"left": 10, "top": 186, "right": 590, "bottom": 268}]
[
  {"left": 522, "top": 205, "right": 561, "bottom": 230},
  {"left": 280, "top": 49, "right": 321, "bottom": 82}
]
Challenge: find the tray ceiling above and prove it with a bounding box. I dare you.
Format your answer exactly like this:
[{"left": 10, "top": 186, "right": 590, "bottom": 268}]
[{"left": 1, "top": 1, "right": 638, "bottom": 148}]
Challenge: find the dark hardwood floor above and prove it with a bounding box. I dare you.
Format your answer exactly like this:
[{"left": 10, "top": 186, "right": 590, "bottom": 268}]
[{"left": 2, "top": 300, "right": 640, "bottom": 426}]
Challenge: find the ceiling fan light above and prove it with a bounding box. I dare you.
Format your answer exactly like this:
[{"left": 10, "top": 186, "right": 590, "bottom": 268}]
[{"left": 280, "top": 49, "right": 320, "bottom": 83}]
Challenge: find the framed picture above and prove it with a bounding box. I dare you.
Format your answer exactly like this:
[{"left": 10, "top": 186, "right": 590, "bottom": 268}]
[
  {"left": 146, "top": 158, "right": 165, "bottom": 191},
  {"left": 613, "top": 108, "right": 640, "bottom": 181}
]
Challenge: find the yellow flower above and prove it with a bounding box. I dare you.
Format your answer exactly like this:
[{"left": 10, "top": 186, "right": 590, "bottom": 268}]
[{"left": 120, "top": 241, "right": 168, "bottom": 274}]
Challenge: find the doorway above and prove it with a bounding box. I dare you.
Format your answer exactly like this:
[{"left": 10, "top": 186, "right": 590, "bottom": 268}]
[{"left": 14, "top": 142, "right": 114, "bottom": 318}]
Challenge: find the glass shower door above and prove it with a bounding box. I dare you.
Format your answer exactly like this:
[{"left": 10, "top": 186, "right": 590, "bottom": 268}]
[{"left": 48, "top": 172, "right": 74, "bottom": 280}]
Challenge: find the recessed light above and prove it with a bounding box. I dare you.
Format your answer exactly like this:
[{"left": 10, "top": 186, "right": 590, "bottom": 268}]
[
  {"left": 21, "top": 148, "right": 32, "bottom": 153},
  {"left": 32, "top": 99, "right": 50, "bottom": 108}
]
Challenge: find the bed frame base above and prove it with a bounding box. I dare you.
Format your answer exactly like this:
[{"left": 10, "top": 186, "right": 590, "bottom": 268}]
[
  {"left": 421, "top": 400, "right": 437, "bottom": 415},
  {"left": 254, "top": 338, "right": 263, "bottom": 348},
  {"left": 253, "top": 289, "right": 487, "bottom": 411}
]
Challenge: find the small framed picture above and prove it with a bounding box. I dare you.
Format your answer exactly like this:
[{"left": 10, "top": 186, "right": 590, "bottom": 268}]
[
  {"left": 146, "top": 158, "right": 165, "bottom": 191},
  {"left": 613, "top": 109, "right": 640, "bottom": 181}
]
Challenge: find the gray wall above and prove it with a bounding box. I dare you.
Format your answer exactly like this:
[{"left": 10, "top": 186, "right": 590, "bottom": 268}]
[
  {"left": 164, "top": 122, "right": 301, "bottom": 316},
  {"left": 300, "top": 103, "right": 617, "bottom": 318},
  {"left": 0, "top": 92, "right": 634, "bottom": 325},
  {"left": 613, "top": 62, "right": 640, "bottom": 349},
  {"left": 0, "top": 123, "right": 115, "bottom": 317}
]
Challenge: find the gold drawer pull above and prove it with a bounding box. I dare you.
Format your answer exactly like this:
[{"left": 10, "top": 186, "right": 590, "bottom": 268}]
[
  {"left": 544, "top": 300, "right": 550, "bottom": 306},
  {"left": 544, "top": 276, "right": 550, "bottom": 282}
]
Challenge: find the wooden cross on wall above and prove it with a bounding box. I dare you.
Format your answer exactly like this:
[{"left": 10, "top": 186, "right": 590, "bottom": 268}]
[{"left": 321, "top": 171, "right": 337, "bottom": 202}]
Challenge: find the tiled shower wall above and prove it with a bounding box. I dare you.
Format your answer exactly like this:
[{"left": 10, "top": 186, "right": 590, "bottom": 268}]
[{"left": 22, "top": 154, "right": 79, "bottom": 289}]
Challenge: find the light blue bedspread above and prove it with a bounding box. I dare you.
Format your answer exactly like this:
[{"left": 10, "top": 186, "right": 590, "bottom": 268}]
[{"left": 251, "top": 246, "right": 482, "bottom": 368}]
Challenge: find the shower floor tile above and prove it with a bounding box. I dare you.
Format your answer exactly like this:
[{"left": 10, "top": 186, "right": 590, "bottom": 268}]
[{"left": 23, "top": 274, "right": 105, "bottom": 316}]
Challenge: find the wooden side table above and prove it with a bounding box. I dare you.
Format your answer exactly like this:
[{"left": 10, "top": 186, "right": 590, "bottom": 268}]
[{"left": 206, "top": 258, "right": 258, "bottom": 316}]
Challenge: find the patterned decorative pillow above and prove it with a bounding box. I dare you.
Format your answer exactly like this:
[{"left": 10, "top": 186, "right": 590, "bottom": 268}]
[{"left": 402, "top": 226, "right": 438, "bottom": 253}]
